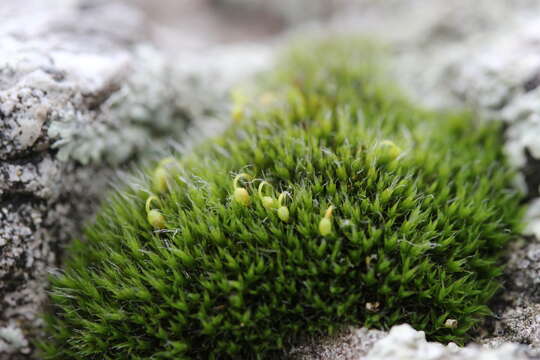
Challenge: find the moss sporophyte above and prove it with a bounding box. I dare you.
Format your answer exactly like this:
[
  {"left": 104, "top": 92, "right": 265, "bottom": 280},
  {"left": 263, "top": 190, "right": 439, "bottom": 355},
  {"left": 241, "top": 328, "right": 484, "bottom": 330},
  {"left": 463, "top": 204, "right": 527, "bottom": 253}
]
[
  {"left": 152, "top": 157, "right": 182, "bottom": 193},
  {"left": 258, "top": 181, "right": 277, "bottom": 209},
  {"left": 40, "top": 38, "right": 523, "bottom": 359},
  {"left": 233, "top": 173, "right": 252, "bottom": 206},
  {"left": 277, "top": 192, "right": 290, "bottom": 222},
  {"left": 145, "top": 195, "right": 165, "bottom": 230},
  {"left": 319, "top": 206, "right": 335, "bottom": 236}
]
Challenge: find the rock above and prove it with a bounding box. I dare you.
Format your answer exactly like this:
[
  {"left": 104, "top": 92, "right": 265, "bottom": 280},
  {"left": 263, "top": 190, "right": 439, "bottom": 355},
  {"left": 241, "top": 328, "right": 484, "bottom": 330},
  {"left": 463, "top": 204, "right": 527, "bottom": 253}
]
[
  {"left": 208, "top": 0, "right": 343, "bottom": 26},
  {"left": 0, "top": 0, "right": 237, "bottom": 358},
  {"left": 293, "top": 324, "right": 540, "bottom": 360},
  {"left": 365, "top": 324, "right": 538, "bottom": 360},
  {"left": 289, "top": 327, "right": 387, "bottom": 359},
  {"left": 0, "top": 1, "right": 145, "bottom": 357},
  {"left": 480, "top": 236, "right": 540, "bottom": 348}
]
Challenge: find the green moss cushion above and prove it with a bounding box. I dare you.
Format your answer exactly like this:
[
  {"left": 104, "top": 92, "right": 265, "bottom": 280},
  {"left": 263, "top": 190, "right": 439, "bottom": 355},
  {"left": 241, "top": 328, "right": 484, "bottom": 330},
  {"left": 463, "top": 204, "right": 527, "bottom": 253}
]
[{"left": 39, "top": 39, "right": 522, "bottom": 359}]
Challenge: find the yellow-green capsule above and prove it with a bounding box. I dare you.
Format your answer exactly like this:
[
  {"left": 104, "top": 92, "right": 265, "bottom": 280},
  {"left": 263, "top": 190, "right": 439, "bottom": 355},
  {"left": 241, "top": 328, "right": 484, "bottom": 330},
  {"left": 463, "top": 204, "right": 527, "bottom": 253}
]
[
  {"left": 145, "top": 195, "right": 165, "bottom": 229},
  {"left": 231, "top": 89, "right": 247, "bottom": 123},
  {"left": 234, "top": 187, "right": 251, "bottom": 206},
  {"left": 147, "top": 209, "right": 165, "bottom": 229},
  {"left": 277, "top": 192, "right": 290, "bottom": 222},
  {"left": 232, "top": 105, "right": 244, "bottom": 123},
  {"left": 152, "top": 157, "right": 181, "bottom": 193},
  {"left": 319, "top": 218, "right": 332, "bottom": 236},
  {"left": 277, "top": 206, "right": 289, "bottom": 222},
  {"left": 379, "top": 140, "right": 402, "bottom": 161},
  {"left": 262, "top": 196, "right": 275, "bottom": 209},
  {"left": 152, "top": 166, "right": 169, "bottom": 193},
  {"left": 233, "top": 173, "right": 252, "bottom": 206},
  {"left": 258, "top": 181, "right": 276, "bottom": 209},
  {"left": 319, "top": 206, "right": 334, "bottom": 236}
]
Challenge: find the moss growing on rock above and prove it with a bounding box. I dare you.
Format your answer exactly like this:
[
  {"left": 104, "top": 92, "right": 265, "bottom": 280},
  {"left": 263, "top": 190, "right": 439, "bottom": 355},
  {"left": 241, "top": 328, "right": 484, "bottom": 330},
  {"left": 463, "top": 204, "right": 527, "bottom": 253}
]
[{"left": 39, "top": 39, "right": 523, "bottom": 359}]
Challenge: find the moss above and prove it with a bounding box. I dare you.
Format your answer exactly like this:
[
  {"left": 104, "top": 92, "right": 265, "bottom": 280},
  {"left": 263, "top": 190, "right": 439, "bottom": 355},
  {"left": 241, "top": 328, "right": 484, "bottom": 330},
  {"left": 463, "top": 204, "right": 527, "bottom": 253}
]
[{"left": 39, "top": 38, "right": 523, "bottom": 359}]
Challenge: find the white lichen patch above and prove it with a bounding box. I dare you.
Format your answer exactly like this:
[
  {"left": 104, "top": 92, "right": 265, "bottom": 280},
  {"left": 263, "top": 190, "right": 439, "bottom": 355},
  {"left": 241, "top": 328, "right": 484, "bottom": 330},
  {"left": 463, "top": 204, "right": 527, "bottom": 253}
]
[
  {"left": 46, "top": 45, "right": 225, "bottom": 165},
  {"left": 293, "top": 324, "right": 537, "bottom": 360},
  {"left": 0, "top": 325, "right": 29, "bottom": 355},
  {"left": 524, "top": 199, "right": 540, "bottom": 239},
  {"left": 365, "top": 324, "right": 532, "bottom": 360}
]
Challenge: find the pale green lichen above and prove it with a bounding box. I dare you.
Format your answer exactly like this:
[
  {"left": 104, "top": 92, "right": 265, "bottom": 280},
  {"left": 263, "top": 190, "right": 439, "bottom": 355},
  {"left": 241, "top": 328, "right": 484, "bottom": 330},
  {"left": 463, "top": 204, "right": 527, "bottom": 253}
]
[{"left": 48, "top": 47, "right": 226, "bottom": 165}]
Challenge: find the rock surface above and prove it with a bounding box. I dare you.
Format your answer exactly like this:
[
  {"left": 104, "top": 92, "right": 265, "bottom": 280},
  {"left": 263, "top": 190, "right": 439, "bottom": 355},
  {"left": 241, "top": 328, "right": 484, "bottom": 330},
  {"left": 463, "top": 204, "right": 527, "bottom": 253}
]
[
  {"left": 0, "top": 0, "right": 240, "bottom": 357},
  {"left": 0, "top": 1, "right": 143, "bottom": 356},
  {"left": 481, "top": 236, "right": 540, "bottom": 349},
  {"left": 290, "top": 327, "right": 387, "bottom": 359},
  {"left": 294, "top": 324, "right": 540, "bottom": 360}
]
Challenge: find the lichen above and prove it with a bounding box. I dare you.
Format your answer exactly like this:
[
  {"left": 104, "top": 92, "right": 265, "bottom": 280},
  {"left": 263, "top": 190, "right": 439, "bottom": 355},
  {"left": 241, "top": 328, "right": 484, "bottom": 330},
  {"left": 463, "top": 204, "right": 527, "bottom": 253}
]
[
  {"left": 0, "top": 325, "right": 28, "bottom": 355},
  {"left": 47, "top": 46, "right": 226, "bottom": 165}
]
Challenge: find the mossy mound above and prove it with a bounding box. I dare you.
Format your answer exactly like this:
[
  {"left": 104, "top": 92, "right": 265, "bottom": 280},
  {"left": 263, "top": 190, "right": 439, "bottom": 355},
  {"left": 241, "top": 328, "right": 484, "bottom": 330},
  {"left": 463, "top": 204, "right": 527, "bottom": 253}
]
[{"left": 40, "top": 39, "right": 522, "bottom": 359}]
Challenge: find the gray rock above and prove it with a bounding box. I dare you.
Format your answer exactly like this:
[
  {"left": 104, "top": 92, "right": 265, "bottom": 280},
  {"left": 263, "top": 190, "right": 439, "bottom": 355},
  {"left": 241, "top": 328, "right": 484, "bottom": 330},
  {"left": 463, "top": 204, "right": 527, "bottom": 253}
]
[
  {"left": 208, "top": 0, "right": 343, "bottom": 26},
  {"left": 290, "top": 327, "right": 387, "bottom": 359},
  {"left": 0, "top": 0, "right": 236, "bottom": 358},
  {"left": 294, "top": 324, "right": 540, "bottom": 360},
  {"left": 478, "top": 237, "right": 540, "bottom": 349},
  {"left": 0, "top": 1, "right": 142, "bottom": 357},
  {"left": 364, "top": 324, "right": 538, "bottom": 360}
]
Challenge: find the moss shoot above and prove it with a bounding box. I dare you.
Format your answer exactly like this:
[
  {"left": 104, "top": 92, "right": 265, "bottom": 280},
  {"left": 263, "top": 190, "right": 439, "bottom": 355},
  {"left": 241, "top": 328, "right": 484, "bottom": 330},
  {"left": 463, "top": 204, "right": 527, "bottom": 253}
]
[{"left": 39, "top": 38, "right": 522, "bottom": 359}]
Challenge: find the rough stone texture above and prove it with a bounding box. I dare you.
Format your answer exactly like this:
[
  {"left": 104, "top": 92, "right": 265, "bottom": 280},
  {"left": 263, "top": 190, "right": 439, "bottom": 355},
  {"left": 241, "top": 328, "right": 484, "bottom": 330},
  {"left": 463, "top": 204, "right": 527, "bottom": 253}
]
[
  {"left": 295, "top": 324, "right": 540, "bottom": 360},
  {"left": 0, "top": 0, "right": 246, "bottom": 357},
  {"left": 209, "top": 0, "right": 343, "bottom": 26},
  {"left": 0, "top": 1, "right": 144, "bottom": 357},
  {"left": 290, "top": 327, "right": 387, "bottom": 359},
  {"left": 365, "top": 325, "right": 539, "bottom": 360},
  {"left": 479, "top": 236, "right": 540, "bottom": 349}
]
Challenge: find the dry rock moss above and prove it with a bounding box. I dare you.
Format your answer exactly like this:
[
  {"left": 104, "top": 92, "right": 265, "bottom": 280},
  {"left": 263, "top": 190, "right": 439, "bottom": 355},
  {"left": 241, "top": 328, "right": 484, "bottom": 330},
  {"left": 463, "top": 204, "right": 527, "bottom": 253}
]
[{"left": 39, "top": 39, "right": 523, "bottom": 359}]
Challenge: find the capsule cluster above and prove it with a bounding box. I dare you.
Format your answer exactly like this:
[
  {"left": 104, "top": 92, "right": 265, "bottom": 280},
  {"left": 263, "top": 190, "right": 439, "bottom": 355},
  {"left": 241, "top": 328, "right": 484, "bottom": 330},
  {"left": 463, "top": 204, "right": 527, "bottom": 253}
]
[
  {"left": 232, "top": 174, "right": 292, "bottom": 223},
  {"left": 231, "top": 173, "right": 341, "bottom": 235},
  {"left": 229, "top": 138, "right": 402, "bottom": 237}
]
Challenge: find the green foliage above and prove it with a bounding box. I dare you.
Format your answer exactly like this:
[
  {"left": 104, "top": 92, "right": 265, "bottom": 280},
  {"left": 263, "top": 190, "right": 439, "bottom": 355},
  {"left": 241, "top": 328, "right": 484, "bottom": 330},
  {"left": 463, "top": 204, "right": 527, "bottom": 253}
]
[{"left": 40, "top": 38, "right": 523, "bottom": 359}]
